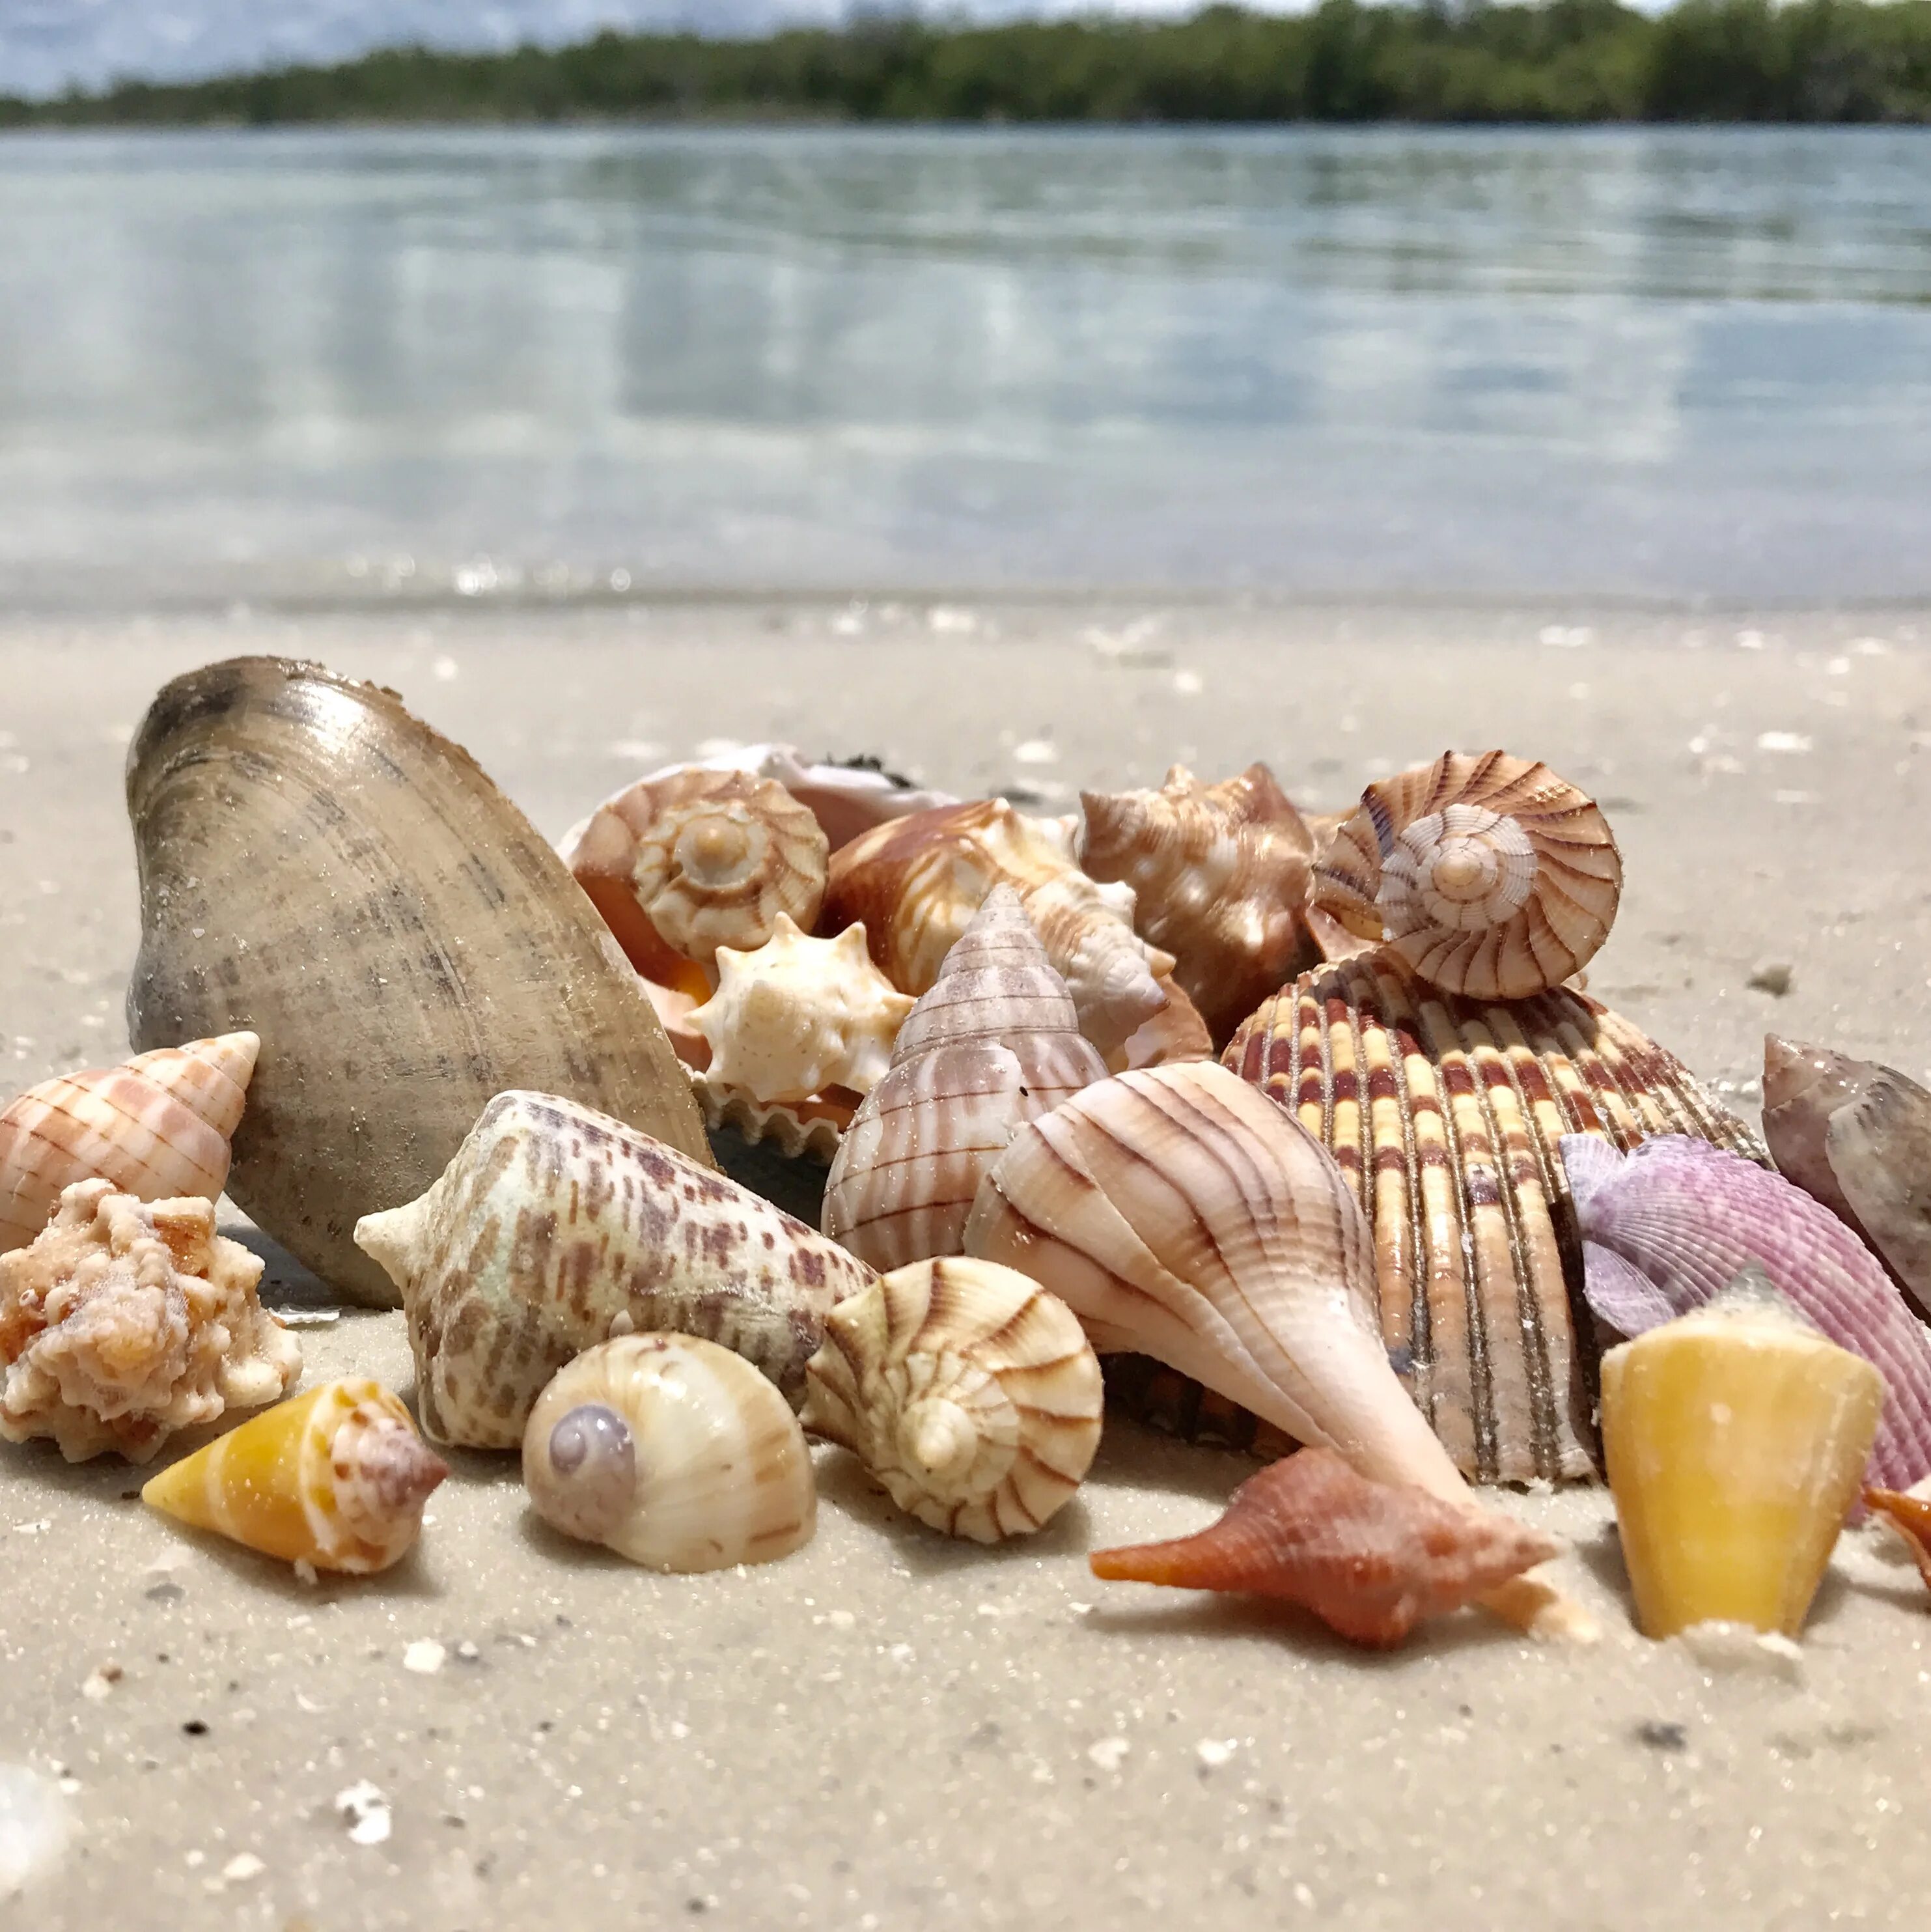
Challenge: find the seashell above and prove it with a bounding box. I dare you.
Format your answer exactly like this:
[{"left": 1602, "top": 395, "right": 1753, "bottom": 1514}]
[
  {"left": 1117, "top": 969, "right": 1217, "bottom": 1070},
  {"left": 963, "top": 1059, "right": 1594, "bottom": 1639},
  {"left": 1762, "top": 1034, "right": 1931, "bottom": 1322},
  {"left": 642, "top": 979, "right": 711, "bottom": 1072},
  {"left": 1599, "top": 1273, "right": 1884, "bottom": 1638},
  {"left": 142, "top": 1377, "right": 447, "bottom": 1573},
  {"left": 801, "top": 1256, "right": 1102, "bottom": 1543},
  {"left": 1223, "top": 954, "right": 1762, "bottom": 1484},
  {"left": 1564, "top": 1133, "right": 1931, "bottom": 1491},
  {"left": 0, "top": 1033, "right": 258, "bottom": 1255},
  {"left": 822, "top": 888, "right": 1107, "bottom": 1271},
  {"left": 1863, "top": 1487, "right": 1931, "bottom": 1592},
  {"left": 1309, "top": 751, "right": 1622, "bottom": 1000},
  {"left": 523, "top": 1334, "right": 814, "bottom": 1571},
  {"left": 354, "top": 1091, "right": 874, "bottom": 1448},
  {"left": 824, "top": 798, "right": 1193, "bottom": 1061},
  {"left": 0, "top": 1178, "right": 300, "bottom": 1463},
  {"left": 1090, "top": 1446, "right": 1563, "bottom": 1649},
  {"left": 560, "top": 768, "right": 829, "bottom": 989},
  {"left": 1077, "top": 763, "right": 1320, "bottom": 1043},
  {"left": 126, "top": 656, "right": 712, "bottom": 1308}
]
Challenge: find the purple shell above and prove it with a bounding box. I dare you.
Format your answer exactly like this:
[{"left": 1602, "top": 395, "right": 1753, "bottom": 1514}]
[{"left": 1562, "top": 1132, "right": 1931, "bottom": 1491}]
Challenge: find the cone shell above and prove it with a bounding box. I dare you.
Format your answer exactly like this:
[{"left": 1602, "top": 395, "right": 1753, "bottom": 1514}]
[
  {"left": 142, "top": 1377, "right": 446, "bottom": 1573},
  {"left": 1221, "top": 954, "right": 1762, "bottom": 1484},
  {"left": 802, "top": 1257, "right": 1103, "bottom": 1543},
  {"left": 1600, "top": 1281, "right": 1883, "bottom": 1638},
  {"left": 125, "top": 657, "right": 712, "bottom": 1308},
  {"left": 523, "top": 1334, "right": 814, "bottom": 1571},
  {"left": 1310, "top": 751, "right": 1622, "bottom": 1000},
  {"left": 354, "top": 1091, "right": 874, "bottom": 1448},
  {"left": 0, "top": 1034, "right": 258, "bottom": 1254},
  {"left": 822, "top": 888, "right": 1106, "bottom": 1271}
]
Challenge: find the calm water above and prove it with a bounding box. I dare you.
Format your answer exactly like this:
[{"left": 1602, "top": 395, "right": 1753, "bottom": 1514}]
[{"left": 2, "top": 124, "right": 1928, "bottom": 607}]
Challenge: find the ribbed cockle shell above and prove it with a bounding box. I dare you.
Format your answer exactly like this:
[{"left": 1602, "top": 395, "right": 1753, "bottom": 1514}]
[
  {"left": 801, "top": 1256, "right": 1103, "bottom": 1543},
  {"left": 1310, "top": 751, "right": 1622, "bottom": 1000},
  {"left": 0, "top": 1033, "right": 258, "bottom": 1255},
  {"left": 354, "top": 1091, "right": 874, "bottom": 1448},
  {"left": 822, "top": 888, "right": 1107, "bottom": 1271}
]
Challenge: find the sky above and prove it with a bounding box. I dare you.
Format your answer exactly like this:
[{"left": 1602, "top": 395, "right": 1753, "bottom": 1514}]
[{"left": 2, "top": 0, "right": 1307, "bottom": 99}]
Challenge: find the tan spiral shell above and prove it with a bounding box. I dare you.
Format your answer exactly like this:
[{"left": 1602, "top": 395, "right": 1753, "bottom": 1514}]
[
  {"left": 822, "top": 888, "right": 1107, "bottom": 1272},
  {"left": 801, "top": 1257, "right": 1103, "bottom": 1543},
  {"left": 1309, "top": 751, "right": 1622, "bottom": 1000}
]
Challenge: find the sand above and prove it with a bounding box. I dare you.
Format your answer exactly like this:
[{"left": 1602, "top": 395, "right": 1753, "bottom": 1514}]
[{"left": 1, "top": 598, "right": 1929, "bottom": 1930}]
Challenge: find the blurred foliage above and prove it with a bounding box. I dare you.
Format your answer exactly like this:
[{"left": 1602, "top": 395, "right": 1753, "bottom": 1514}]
[{"left": 5, "top": 1, "right": 1931, "bottom": 126}]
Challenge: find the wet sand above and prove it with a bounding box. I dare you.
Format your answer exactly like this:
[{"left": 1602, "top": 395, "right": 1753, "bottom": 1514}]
[{"left": 2, "top": 599, "right": 1929, "bottom": 1929}]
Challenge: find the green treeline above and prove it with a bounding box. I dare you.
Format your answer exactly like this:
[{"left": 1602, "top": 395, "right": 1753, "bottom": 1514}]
[{"left": 7, "top": 0, "right": 1931, "bottom": 128}]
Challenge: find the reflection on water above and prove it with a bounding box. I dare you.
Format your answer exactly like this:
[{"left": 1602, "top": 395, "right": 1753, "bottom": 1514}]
[{"left": 1, "top": 126, "right": 1928, "bottom": 605}]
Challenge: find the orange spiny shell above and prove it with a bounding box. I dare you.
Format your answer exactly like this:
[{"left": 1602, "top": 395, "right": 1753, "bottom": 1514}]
[{"left": 1865, "top": 1487, "right": 1931, "bottom": 1591}]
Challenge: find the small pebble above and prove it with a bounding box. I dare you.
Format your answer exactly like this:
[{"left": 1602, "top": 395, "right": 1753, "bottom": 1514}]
[
  {"left": 404, "top": 1640, "right": 446, "bottom": 1676},
  {"left": 80, "top": 1664, "right": 122, "bottom": 1703},
  {"left": 335, "top": 1780, "right": 393, "bottom": 1847},
  {"left": 1087, "top": 1737, "right": 1131, "bottom": 1772},
  {"left": 1746, "top": 962, "right": 1794, "bottom": 998},
  {"left": 1196, "top": 1739, "right": 1238, "bottom": 1769},
  {"left": 221, "top": 1853, "right": 264, "bottom": 1884}
]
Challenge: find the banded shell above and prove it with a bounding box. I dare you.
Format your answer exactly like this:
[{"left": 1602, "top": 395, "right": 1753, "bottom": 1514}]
[
  {"left": 142, "top": 1378, "right": 447, "bottom": 1573},
  {"left": 523, "top": 1334, "right": 815, "bottom": 1571},
  {"left": 0, "top": 1033, "right": 258, "bottom": 1255},
  {"left": 1310, "top": 751, "right": 1622, "bottom": 1000},
  {"left": 125, "top": 657, "right": 712, "bottom": 1308},
  {"left": 822, "top": 888, "right": 1106, "bottom": 1271},
  {"left": 1221, "top": 954, "right": 1762, "bottom": 1484},
  {"left": 561, "top": 768, "right": 829, "bottom": 990},
  {"left": 354, "top": 1091, "right": 874, "bottom": 1448},
  {"left": 638, "top": 746, "right": 958, "bottom": 853},
  {"left": 801, "top": 1257, "right": 1103, "bottom": 1543}
]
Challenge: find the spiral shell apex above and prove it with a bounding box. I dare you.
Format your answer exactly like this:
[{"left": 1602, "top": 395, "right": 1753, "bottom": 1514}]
[
  {"left": 802, "top": 1257, "right": 1103, "bottom": 1543},
  {"left": 1310, "top": 751, "right": 1621, "bottom": 1000}
]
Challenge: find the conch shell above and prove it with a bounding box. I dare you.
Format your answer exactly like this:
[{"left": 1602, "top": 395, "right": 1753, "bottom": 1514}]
[
  {"left": 1077, "top": 763, "right": 1318, "bottom": 1043},
  {"left": 824, "top": 798, "right": 1195, "bottom": 1061},
  {"left": 1310, "top": 751, "right": 1622, "bottom": 1000},
  {"left": 0, "top": 1033, "right": 258, "bottom": 1255},
  {"left": 354, "top": 1091, "right": 874, "bottom": 1448},
  {"left": 801, "top": 1256, "right": 1102, "bottom": 1543},
  {"left": 0, "top": 1178, "right": 300, "bottom": 1463},
  {"left": 822, "top": 888, "right": 1106, "bottom": 1271},
  {"left": 125, "top": 657, "right": 712, "bottom": 1308},
  {"left": 523, "top": 1334, "right": 815, "bottom": 1571},
  {"left": 142, "top": 1378, "right": 447, "bottom": 1574}
]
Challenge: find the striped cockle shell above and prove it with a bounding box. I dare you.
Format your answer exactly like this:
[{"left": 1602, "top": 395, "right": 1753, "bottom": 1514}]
[
  {"left": 801, "top": 1256, "right": 1103, "bottom": 1543},
  {"left": 1310, "top": 751, "right": 1622, "bottom": 1000},
  {"left": 523, "top": 1334, "right": 815, "bottom": 1571},
  {"left": 0, "top": 1033, "right": 258, "bottom": 1254},
  {"left": 822, "top": 888, "right": 1107, "bottom": 1272},
  {"left": 354, "top": 1091, "right": 875, "bottom": 1448},
  {"left": 1221, "top": 954, "right": 1763, "bottom": 1484}
]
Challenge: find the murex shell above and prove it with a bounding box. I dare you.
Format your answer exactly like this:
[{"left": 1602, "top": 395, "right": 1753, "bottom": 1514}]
[
  {"left": 354, "top": 1091, "right": 874, "bottom": 1448},
  {"left": 1221, "top": 953, "right": 1762, "bottom": 1485},
  {"left": 125, "top": 658, "right": 712, "bottom": 1307}
]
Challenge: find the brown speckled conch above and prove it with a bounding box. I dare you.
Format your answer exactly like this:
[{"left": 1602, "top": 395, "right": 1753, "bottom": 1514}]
[{"left": 354, "top": 1091, "right": 874, "bottom": 1448}]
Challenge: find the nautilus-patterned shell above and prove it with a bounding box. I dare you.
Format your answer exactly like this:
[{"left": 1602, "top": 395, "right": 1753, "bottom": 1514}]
[
  {"left": 1221, "top": 954, "right": 1762, "bottom": 1485},
  {"left": 561, "top": 768, "right": 829, "bottom": 990},
  {"left": 354, "top": 1091, "right": 874, "bottom": 1448},
  {"left": 142, "top": 1378, "right": 447, "bottom": 1574},
  {"left": 801, "top": 1257, "right": 1103, "bottom": 1543},
  {"left": 0, "top": 1033, "right": 258, "bottom": 1255},
  {"left": 1309, "top": 751, "right": 1622, "bottom": 1000},
  {"left": 523, "top": 1334, "right": 815, "bottom": 1571},
  {"left": 822, "top": 888, "right": 1107, "bottom": 1271}
]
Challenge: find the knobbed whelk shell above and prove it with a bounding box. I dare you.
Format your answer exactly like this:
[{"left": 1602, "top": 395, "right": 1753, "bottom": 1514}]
[
  {"left": 1310, "top": 751, "right": 1622, "bottom": 1000},
  {"left": 822, "top": 888, "right": 1106, "bottom": 1271},
  {"left": 801, "top": 1257, "right": 1102, "bottom": 1543},
  {"left": 355, "top": 1091, "right": 874, "bottom": 1448},
  {"left": 523, "top": 1334, "right": 815, "bottom": 1571},
  {"left": 125, "top": 658, "right": 712, "bottom": 1308},
  {"left": 0, "top": 1179, "right": 300, "bottom": 1463},
  {"left": 0, "top": 1033, "right": 258, "bottom": 1255},
  {"left": 143, "top": 1378, "right": 447, "bottom": 1574}
]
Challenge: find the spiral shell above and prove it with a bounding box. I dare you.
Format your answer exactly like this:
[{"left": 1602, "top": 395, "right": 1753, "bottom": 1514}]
[
  {"left": 801, "top": 1257, "right": 1102, "bottom": 1543},
  {"left": 523, "top": 1334, "right": 815, "bottom": 1571},
  {"left": 1309, "top": 751, "right": 1622, "bottom": 1000},
  {"left": 562, "top": 769, "right": 829, "bottom": 988},
  {"left": 639, "top": 746, "right": 958, "bottom": 853}
]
